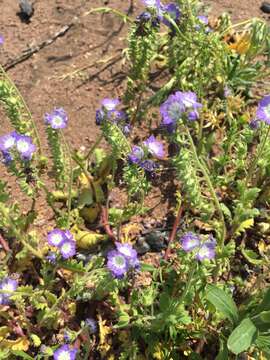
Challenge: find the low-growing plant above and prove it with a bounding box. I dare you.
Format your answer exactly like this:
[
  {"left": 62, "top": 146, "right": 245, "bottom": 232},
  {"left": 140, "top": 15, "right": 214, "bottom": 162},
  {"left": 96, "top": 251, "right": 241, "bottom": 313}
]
[{"left": 0, "top": 0, "right": 270, "bottom": 359}]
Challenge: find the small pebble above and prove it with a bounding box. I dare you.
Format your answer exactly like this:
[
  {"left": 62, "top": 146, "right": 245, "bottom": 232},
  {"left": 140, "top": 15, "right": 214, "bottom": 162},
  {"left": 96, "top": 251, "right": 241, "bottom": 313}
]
[
  {"left": 260, "top": 2, "right": 270, "bottom": 13},
  {"left": 18, "top": 0, "right": 34, "bottom": 21}
]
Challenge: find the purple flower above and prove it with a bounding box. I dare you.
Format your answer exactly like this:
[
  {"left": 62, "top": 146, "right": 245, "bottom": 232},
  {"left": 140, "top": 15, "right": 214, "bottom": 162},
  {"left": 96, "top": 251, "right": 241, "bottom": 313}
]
[
  {"left": 59, "top": 240, "right": 76, "bottom": 259},
  {"left": 160, "top": 92, "right": 185, "bottom": 126},
  {"left": 0, "top": 278, "right": 18, "bottom": 305},
  {"left": 140, "top": 159, "right": 158, "bottom": 174},
  {"left": 136, "top": 11, "right": 152, "bottom": 22},
  {"left": 122, "top": 124, "right": 132, "bottom": 136},
  {"left": 143, "top": 135, "right": 164, "bottom": 159},
  {"left": 53, "top": 344, "right": 77, "bottom": 360},
  {"left": 101, "top": 98, "right": 120, "bottom": 111},
  {"left": 16, "top": 135, "right": 36, "bottom": 160},
  {"left": 249, "top": 119, "right": 260, "bottom": 129},
  {"left": 47, "top": 229, "right": 66, "bottom": 248},
  {"left": 116, "top": 242, "right": 138, "bottom": 261},
  {"left": 162, "top": 3, "right": 181, "bottom": 27},
  {"left": 44, "top": 108, "right": 68, "bottom": 129},
  {"left": 0, "top": 36, "right": 4, "bottom": 45},
  {"left": 64, "top": 230, "right": 75, "bottom": 242},
  {"left": 96, "top": 109, "right": 105, "bottom": 125},
  {"left": 187, "top": 110, "right": 199, "bottom": 121},
  {"left": 195, "top": 241, "right": 216, "bottom": 261},
  {"left": 177, "top": 91, "right": 202, "bottom": 110},
  {"left": 128, "top": 146, "right": 145, "bottom": 164},
  {"left": 85, "top": 318, "right": 98, "bottom": 334},
  {"left": 256, "top": 95, "right": 270, "bottom": 125},
  {"left": 1, "top": 151, "right": 13, "bottom": 165},
  {"left": 0, "top": 131, "right": 18, "bottom": 152},
  {"left": 180, "top": 232, "right": 201, "bottom": 252},
  {"left": 46, "top": 251, "right": 57, "bottom": 264},
  {"left": 107, "top": 250, "right": 129, "bottom": 278},
  {"left": 198, "top": 15, "right": 208, "bottom": 25}
]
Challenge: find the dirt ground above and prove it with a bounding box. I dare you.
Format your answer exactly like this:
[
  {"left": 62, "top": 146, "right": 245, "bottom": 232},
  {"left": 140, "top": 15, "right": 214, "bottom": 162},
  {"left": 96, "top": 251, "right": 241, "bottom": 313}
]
[{"left": 0, "top": 0, "right": 269, "bottom": 227}]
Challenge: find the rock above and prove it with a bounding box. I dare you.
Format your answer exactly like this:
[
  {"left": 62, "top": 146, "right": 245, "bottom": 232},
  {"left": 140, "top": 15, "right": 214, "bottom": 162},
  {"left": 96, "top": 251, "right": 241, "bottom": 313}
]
[
  {"left": 135, "top": 238, "right": 151, "bottom": 255},
  {"left": 260, "top": 2, "right": 270, "bottom": 13},
  {"left": 18, "top": 0, "right": 34, "bottom": 22},
  {"left": 144, "top": 230, "right": 167, "bottom": 252}
]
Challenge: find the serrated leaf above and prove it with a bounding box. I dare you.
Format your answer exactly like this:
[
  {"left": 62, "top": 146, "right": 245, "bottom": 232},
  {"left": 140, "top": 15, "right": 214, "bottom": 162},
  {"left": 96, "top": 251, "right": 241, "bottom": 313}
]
[
  {"left": 241, "top": 248, "right": 263, "bottom": 265},
  {"left": 235, "top": 218, "right": 254, "bottom": 236},
  {"left": 227, "top": 318, "right": 257, "bottom": 355},
  {"left": 206, "top": 284, "right": 239, "bottom": 324}
]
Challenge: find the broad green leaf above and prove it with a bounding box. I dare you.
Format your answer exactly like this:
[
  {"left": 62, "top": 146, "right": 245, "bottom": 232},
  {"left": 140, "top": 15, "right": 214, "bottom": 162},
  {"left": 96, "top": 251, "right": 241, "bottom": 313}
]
[
  {"left": 227, "top": 318, "right": 257, "bottom": 355},
  {"left": 206, "top": 284, "right": 239, "bottom": 324}
]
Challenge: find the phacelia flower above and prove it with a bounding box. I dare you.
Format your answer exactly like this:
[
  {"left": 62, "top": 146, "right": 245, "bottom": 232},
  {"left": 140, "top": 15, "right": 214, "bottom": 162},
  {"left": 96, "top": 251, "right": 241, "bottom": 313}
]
[
  {"left": 0, "top": 131, "right": 18, "bottom": 152},
  {"left": 256, "top": 95, "right": 270, "bottom": 125},
  {"left": 53, "top": 344, "right": 77, "bottom": 360},
  {"left": 0, "top": 278, "right": 18, "bottom": 305},
  {"left": 128, "top": 146, "right": 145, "bottom": 164},
  {"left": 95, "top": 109, "right": 105, "bottom": 125},
  {"left": 107, "top": 250, "right": 129, "bottom": 278},
  {"left": 101, "top": 98, "right": 120, "bottom": 111},
  {"left": 177, "top": 91, "right": 202, "bottom": 110},
  {"left": 59, "top": 240, "right": 76, "bottom": 259},
  {"left": 160, "top": 92, "right": 185, "bottom": 126},
  {"left": 116, "top": 242, "right": 138, "bottom": 261},
  {"left": 44, "top": 108, "right": 68, "bottom": 129},
  {"left": 47, "top": 229, "right": 66, "bottom": 248},
  {"left": 195, "top": 241, "right": 216, "bottom": 261},
  {"left": 1, "top": 151, "right": 13, "bottom": 165},
  {"left": 249, "top": 119, "right": 260, "bottom": 129},
  {"left": 85, "top": 318, "right": 98, "bottom": 334},
  {"left": 0, "top": 36, "right": 4, "bottom": 45},
  {"left": 187, "top": 110, "right": 199, "bottom": 121},
  {"left": 16, "top": 135, "right": 36, "bottom": 160},
  {"left": 180, "top": 232, "right": 201, "bottom": 252},
  {"left": 197, "top": 15, "right": 208, "bottom": 25},
  {"left": 162, "top": 3, "right": 181, "bottom": 27},
  {"left": 64, "top": 230, "right": 75, "bottom": 242},
  {"left": 46, "top": 251, "right": 57, "bottom": 264},
  {"left": 143, "top": 135, "right": 164, "bottom": 159},
  {"left": 140, "top": 159, "right": 158, "bottom": 174}
]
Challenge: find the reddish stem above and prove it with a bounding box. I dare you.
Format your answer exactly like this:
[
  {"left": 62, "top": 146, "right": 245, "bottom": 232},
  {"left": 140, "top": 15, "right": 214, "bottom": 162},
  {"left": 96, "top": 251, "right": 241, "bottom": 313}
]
[
  {"left": 164, "top": 206, "right": 183, "bottom": 260},
  {"left": 0, "top": 233, "right": 10, "bottom": 253},
  {"left": 101, "top": 206, "right": 116, "bottom": 241}
]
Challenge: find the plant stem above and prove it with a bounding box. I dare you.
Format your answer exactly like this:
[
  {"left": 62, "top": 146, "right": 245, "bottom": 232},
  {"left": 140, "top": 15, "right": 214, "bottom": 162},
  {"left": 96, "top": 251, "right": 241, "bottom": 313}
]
[
  {"left": 164, "top": 205, "right": 183, "bottom": 260},
  {"left": 84, "top": 133, "right": 104, "bottom": 160},
  {"left": 185, "top": 127, "right": 226, "bottom": 248},
  {"left": 246, "top": 126, "right": 270, "bottom": 186}
]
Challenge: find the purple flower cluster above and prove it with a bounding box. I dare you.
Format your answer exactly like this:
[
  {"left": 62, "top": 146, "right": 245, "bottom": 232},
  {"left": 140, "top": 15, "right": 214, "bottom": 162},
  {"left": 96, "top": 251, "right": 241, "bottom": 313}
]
[
  {"left": 53, "top": 344, "right": 77, "bottom": 360},
  {"left": 160, "top": 91, "right": 202, "bottom": 130},
  {"left": 0, "top": 278, "right": 18, "bottom": 305},
  {"left": 180, "top": 232, "right": 216, "bottom": 261},
  {"left": 128, "top": 135, "right": 164, "bottom": 176},
  {"left": 107, "top": 242, "right": 139, "bottom": 278},
  {"left": 0, "top": 131, "right": 36, "bottom": 162},
  {"left": 44, "top": 108, "right": 68, "bottom": 129},
  {"left": 47, "top": 229, "right": 76, "bottom": 259},
  {"left": 96, "top": 98, "right": 131, "bottom": 135},
  {"left": 142, "top": 0, "right": 181, "bottom": 27}
]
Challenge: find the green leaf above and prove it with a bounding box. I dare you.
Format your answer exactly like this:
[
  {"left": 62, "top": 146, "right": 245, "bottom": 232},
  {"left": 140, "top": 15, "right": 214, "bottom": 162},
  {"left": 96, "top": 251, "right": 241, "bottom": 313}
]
[
  {"left": 215, "top": 340, "right": 229, "bottom": 360},
  {"left": 241, "top": 248, "right": 264, "bottom": 265},
  {"left": 206, "top": 284, "right": 239, "bottom": 324},
  {"left": 11, "top": 351, "right": 34, "bottom": 360},
  {"left": 227, "top": 318, "right": 257, "bottom": 355},
  {"left": 235, "top": 218, "right": 254, "bottom": 237}
]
